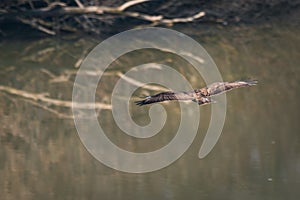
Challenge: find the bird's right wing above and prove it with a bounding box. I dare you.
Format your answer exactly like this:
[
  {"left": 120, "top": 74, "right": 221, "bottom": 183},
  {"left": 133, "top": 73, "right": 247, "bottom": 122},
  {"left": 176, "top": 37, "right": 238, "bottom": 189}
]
[{"left": 206, "top": 80, "right": 258, "bottom": 96}]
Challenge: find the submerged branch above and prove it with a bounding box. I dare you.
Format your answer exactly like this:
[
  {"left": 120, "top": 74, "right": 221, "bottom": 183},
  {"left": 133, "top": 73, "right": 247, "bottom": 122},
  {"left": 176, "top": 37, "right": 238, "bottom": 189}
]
[{"left": 0, "top": 85, "right": 112, "bottom": 110}]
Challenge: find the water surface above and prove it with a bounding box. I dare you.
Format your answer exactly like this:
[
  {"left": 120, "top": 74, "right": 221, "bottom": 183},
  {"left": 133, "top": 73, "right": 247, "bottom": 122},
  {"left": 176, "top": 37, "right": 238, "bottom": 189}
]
[{"left": 0, "top": 23, "right": 299, "bottom": 200}]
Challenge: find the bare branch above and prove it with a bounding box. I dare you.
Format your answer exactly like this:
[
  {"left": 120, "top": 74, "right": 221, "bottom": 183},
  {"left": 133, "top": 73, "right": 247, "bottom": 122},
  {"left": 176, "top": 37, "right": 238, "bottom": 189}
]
[
  {"left": 5, "top": 3, "right": 205, "bottom": 27},
  {"left": 160, "top": 11, "right": 205, "bottom": 25}
]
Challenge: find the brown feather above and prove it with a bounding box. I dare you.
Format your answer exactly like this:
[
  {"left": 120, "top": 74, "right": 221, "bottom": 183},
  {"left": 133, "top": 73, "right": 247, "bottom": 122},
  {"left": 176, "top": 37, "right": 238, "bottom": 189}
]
[
  {"left": 135, "top": 91, "right": 194, "bottom": 106},
  {"left": 206, "top": 80, "right": 257, "bottom": 96},
  {"left": 135, "top": 80, "right": 257, "bottom": 106}
]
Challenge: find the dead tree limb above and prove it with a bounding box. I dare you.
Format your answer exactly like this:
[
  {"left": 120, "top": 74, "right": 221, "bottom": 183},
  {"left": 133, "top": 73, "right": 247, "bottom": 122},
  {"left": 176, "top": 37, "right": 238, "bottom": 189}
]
[
  {"left": 7, "top": 4, "right": 205, "bottom": 24},
  {"left": 0, "top": 0, "right": 206, "bottom": 35}
]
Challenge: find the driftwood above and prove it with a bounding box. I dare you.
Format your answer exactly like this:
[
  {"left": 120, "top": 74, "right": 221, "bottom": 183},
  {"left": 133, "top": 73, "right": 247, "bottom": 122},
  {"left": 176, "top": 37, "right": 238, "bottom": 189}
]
[
  {"left": 1, "top": 0, "right": 297, "bottom": 35},
  {"left": 0, "top": 0, "right": 206, "bottom": 35}
]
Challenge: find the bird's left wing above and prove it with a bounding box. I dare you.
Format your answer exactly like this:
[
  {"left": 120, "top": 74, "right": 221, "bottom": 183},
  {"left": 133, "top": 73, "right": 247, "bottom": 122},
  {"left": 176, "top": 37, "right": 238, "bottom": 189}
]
[{"left": 135, "top": 91, "right": 194, "bottom": 106}]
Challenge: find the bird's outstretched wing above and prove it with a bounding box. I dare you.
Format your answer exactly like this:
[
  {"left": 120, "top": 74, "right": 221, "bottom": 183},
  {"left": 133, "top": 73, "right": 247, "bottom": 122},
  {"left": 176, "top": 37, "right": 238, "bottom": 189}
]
[
  {"left": 135, "top": 80, "right": 257, "bottom": 106},
  {"left": 135, "top": 91, "right": 194, "bottom": 106},
  {"left": 206, "top": 80, "right": 257, "bottom": 96}
]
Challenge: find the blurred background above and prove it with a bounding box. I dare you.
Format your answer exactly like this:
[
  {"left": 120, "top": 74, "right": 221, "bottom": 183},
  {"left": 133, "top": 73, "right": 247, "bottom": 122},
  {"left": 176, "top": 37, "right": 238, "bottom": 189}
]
[{"left": 0, "top": 0, "right": 299, "bottom": 200}]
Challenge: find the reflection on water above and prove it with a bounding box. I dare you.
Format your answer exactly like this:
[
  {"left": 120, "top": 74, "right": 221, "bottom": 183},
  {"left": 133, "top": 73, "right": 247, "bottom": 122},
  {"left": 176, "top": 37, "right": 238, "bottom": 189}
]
[{"left": 0, "top": 23, "right": 300, "bottom": 200}]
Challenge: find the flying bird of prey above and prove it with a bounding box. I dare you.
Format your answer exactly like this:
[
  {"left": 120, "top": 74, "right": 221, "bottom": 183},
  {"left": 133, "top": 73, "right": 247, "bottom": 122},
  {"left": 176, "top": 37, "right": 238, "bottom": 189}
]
[{"left": 135, "top": 80, "right": 257, "bottom": 106}]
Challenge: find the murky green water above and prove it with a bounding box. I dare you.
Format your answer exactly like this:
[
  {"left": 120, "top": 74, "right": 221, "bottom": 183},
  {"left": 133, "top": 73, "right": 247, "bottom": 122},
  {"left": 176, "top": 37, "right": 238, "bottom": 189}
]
[{"left": 0, "top": 23, "right": 299, "bottom": 200}]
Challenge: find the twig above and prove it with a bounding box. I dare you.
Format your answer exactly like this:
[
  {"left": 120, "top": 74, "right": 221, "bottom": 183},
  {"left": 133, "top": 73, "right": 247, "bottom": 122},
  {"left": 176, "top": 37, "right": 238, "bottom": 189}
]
[
  {"left": 17, "top": 17, "right": 56, "bottom": 35},
  {"left": 74, "top": 0, "right": 96, "bottom": 32},
  {"left": 117, "top": 0, "right": 152, "bottom": 11},
  {"left": 160, "top": 11, "right": 205, "bottom": 25},
  {"left": 74, "top": 0, "right": 84, "bottom": 8}
]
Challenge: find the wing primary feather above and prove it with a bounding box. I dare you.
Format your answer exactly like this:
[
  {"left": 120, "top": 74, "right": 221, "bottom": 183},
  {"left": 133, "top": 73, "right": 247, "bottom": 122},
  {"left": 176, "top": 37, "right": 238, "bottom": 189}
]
[
  {"left": 135, "top": 91, "right": 177, "bottom": 106},
  {"left": 135, "top": 91, "right": 194, "bottom": 106},
  {"left": 207, "top": 80, "right": 257, "bottom": 96}
]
